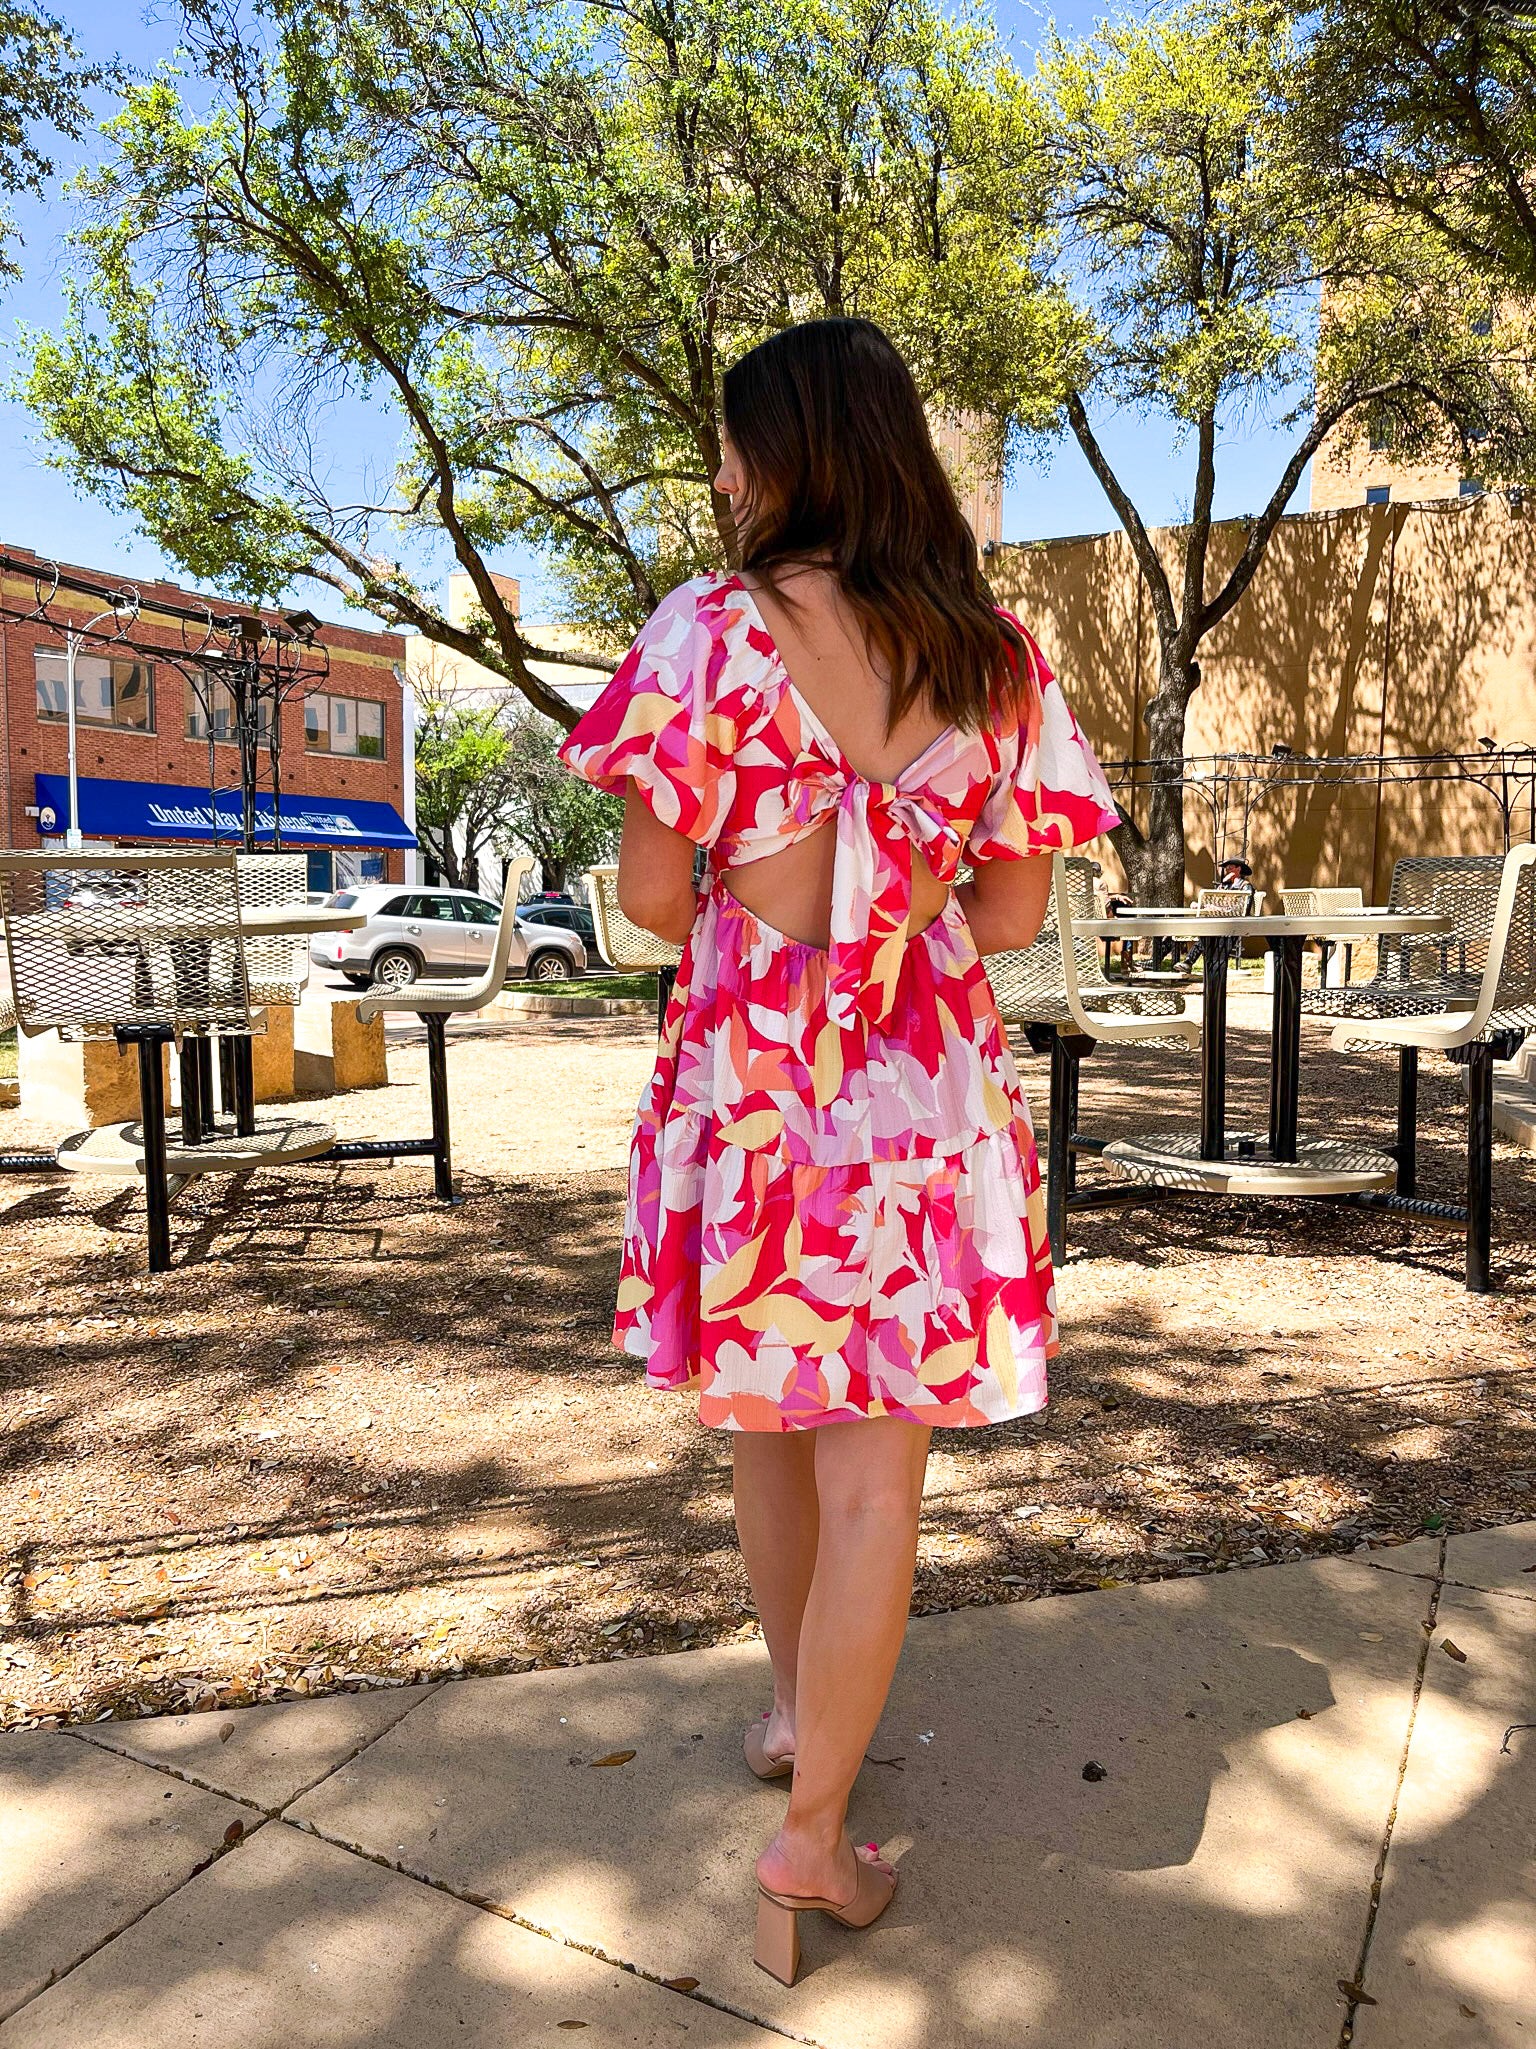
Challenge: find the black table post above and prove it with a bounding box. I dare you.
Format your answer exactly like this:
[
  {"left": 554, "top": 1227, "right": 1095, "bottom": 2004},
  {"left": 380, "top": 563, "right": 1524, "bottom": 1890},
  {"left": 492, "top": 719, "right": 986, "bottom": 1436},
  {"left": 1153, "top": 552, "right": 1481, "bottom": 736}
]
[
  {"left": 1198, "top": 939, "right": 1229, "bottom": 1161},
  {"left": 1395, "top": 1047, "right": 1418, "bottom": 1197},
  {"left": 1268, "top": 936, "right": 1304, "bottom": 1164},
  {"left": 1466, "top": 1043, "right": 1494, "bottom": 1293},
  {"left": 230, "top": 1034, "right": 256, "bottom": 1137},
  {"left": 178, "top": 1040, "right": 204, "bottom": 1146}
]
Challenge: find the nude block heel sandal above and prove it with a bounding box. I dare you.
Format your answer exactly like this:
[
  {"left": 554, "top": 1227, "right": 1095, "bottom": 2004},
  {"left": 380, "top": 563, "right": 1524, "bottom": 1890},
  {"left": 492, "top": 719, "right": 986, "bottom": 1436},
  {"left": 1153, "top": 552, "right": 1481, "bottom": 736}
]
[
  {"left": 744, "top": 1715, "right": 794, "bottom": 1782},
  {"left": 753, "top": 1847, "right": 896, "bottom": 1987}
]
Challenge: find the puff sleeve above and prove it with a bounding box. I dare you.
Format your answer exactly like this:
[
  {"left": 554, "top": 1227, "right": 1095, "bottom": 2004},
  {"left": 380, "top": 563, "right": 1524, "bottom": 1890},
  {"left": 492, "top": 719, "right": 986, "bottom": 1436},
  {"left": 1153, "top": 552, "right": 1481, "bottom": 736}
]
[
  {"left": 557, "top": 579, "right": 737, "bottom": 847},
  {"left": 967, "top": 614, "right": 1121, "bottom": 861}
]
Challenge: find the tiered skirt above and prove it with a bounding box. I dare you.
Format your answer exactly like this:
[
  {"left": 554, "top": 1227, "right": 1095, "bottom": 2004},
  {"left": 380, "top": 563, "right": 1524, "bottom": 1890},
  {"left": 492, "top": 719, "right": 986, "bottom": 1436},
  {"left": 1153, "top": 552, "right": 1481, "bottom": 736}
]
[{"left": 612, "top": 881, "right": 1060, "bottom": 1430}]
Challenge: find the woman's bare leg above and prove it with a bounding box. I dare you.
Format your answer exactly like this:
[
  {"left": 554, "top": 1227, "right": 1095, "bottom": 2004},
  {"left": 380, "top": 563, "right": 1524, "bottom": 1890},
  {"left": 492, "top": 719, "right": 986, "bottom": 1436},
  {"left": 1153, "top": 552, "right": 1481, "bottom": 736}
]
[
  {"left": 756, "top": 1417, "right": 931, "bottom": 1902},
  {"left": 733, "top": 1432, "right": 820, "bottom": 1760}
]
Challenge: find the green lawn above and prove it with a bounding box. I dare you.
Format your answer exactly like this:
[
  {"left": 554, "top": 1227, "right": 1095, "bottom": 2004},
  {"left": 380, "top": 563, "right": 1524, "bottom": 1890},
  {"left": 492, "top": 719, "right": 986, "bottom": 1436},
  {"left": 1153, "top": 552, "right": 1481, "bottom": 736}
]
[{"left": 570, "top": 974, "right": 656, "bottom": 999}]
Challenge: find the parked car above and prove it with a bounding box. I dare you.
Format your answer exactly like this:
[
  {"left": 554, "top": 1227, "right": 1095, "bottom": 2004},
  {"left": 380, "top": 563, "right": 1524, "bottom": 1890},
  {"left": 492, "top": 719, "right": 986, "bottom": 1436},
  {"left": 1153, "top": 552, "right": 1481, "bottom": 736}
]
[
  {"left": 514, "top": 899, "right": 599, "bottom": 954},
  {"left": 309, "top": 885, "right": 587, "bottom": 988}
]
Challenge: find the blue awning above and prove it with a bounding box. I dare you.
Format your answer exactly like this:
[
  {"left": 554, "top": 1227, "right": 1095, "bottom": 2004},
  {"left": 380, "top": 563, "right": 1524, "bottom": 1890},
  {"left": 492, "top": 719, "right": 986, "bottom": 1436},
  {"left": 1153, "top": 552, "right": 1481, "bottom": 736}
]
[{"left": 35, "top": 774, "right": 416, "bottom": 849}]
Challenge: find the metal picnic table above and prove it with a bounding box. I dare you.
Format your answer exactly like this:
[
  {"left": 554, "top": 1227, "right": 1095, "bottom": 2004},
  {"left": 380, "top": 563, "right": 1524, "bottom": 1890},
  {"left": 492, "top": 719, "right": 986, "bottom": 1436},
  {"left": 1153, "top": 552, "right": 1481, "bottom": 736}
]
[{"left": 1073, "top": 908, "right": 1453, "bottom": 1194}]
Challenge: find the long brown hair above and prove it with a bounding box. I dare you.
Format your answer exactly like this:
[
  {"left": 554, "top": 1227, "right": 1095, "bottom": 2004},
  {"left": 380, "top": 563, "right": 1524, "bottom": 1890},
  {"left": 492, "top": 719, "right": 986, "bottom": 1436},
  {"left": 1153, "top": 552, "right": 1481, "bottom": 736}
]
[{"left": 721, "top": 318, "right": 1026, "bottom": 733}]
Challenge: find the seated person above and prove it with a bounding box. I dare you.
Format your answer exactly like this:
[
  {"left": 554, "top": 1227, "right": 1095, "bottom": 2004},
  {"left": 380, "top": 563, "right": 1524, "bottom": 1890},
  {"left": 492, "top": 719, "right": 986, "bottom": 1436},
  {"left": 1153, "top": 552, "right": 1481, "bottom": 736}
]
[{"left": 1185, "top": 858, "right": 1256, "bottom": 970}]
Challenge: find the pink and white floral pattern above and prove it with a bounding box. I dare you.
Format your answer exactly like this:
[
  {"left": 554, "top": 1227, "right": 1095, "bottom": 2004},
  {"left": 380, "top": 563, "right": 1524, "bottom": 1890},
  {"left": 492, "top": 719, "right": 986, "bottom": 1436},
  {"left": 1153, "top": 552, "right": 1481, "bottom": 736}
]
[{"left": 560, "top": 571, "right": 1120, "bottom": 1431}]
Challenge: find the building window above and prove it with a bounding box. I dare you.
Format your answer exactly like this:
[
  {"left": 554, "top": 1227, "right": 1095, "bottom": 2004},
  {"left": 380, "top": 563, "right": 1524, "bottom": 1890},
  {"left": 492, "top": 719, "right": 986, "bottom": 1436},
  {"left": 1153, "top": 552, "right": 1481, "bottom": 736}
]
[
  {"left": 186, "top": 673, "right": 273, "bottom": 744},
  {"left": 35, "top": 650, "right": 154, "bottom": 732},
  {"left": 1365, "top": 485, "right": 1390, "bottom": 507},
  {"left": 305, "top": 693, "right": 385, "bottom": 758}
]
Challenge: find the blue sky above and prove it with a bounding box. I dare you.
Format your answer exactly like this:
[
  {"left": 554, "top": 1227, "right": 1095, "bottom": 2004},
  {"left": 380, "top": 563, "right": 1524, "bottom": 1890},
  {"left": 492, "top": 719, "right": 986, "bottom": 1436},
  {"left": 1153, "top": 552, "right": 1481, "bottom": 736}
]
[{"left": 0, "top": 0, "right": 1314, "bottom": 623}]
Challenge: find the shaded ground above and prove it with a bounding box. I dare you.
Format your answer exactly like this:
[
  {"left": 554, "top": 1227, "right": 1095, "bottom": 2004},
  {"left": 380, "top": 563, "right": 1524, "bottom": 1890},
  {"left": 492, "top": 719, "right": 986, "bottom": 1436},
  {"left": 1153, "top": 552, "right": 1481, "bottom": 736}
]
[{"left": 3, "top": 1004, "right": 1533, "bottom": 1732}]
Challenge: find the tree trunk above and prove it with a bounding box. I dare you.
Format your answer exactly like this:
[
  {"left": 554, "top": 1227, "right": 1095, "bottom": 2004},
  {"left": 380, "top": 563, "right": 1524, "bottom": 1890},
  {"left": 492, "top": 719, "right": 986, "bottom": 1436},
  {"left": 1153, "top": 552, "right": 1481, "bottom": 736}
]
[
  {"left": 543, "top": 856, "right": 568, "bottom": 892},
  {"left": 1119, "top": 660, "right": 1197, "bottom": 905}
]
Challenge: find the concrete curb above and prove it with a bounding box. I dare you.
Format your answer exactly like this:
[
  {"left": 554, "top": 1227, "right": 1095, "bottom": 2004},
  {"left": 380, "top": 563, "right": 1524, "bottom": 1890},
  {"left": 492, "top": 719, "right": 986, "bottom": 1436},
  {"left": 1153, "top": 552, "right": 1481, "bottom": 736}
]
[{"left": 489, "top": 990, "right": 648, "bottom": 1018}]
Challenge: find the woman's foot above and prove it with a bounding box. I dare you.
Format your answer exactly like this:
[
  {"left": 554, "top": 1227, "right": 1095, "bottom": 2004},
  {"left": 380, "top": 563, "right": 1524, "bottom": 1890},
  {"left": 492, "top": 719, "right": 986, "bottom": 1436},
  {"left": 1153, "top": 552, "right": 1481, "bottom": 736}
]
[
  {"left": 756, "top": 1828, "right": 894, "bottom": 1909},
  {"left": 761, "top": 1705, "right": 796, "bottom": 1761},
  {"left": 744, "top": 1706, "right": 796, "bottom": 1779}
]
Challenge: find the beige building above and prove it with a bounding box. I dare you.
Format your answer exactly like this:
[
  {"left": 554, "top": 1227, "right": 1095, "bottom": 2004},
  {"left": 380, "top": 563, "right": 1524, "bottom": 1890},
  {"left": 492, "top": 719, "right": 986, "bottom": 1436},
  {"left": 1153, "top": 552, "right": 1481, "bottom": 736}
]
[
  {"left": 1309, "top": 419, "right": 1478, "bottom": 512},
  {"left": 404, "top": 571, "right": 612, "bottom": 718},
  {"left": 931, "top": 414, "right": 1004, "bottom": 549},
  {"left": 988, "top": 491, "right": 1536, "bottom": 900}
]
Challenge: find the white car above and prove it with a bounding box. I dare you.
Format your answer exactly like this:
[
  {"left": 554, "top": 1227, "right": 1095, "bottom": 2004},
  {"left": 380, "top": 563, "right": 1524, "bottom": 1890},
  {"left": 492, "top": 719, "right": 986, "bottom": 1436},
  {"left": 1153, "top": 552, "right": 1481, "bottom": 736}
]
[{"left": 309, "top": 884, "right": 587, "bottom": 989}]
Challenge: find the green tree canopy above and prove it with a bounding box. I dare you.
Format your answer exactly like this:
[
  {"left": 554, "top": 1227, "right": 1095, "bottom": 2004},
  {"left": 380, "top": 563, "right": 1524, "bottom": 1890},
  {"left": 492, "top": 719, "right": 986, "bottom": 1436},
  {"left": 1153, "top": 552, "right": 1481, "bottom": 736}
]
[
  {"left": 21, "top": 0, "right": 1059, "bottom": 721},
  {"left": 1024, "top": 0, "right": 1516, "bottom": 896},
  {"left": 413, "top": 701, "right": 514, "bottom": 891},
  {"left": 1301, "top": 0, "right": 1536, "bottom": 292},
  {"left": 0, "top": 0, "right": 105, "bottom": 277},
  {"left": 497, "top": 707, "right": 622, "bottom": 893}
]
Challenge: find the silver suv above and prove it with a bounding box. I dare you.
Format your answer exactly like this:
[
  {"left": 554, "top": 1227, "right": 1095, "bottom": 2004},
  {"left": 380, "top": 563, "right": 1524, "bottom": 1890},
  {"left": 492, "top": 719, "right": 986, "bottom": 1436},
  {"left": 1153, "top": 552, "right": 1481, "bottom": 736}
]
[{"left": 310, "top": 885, "right": 587, "bottom": 989}]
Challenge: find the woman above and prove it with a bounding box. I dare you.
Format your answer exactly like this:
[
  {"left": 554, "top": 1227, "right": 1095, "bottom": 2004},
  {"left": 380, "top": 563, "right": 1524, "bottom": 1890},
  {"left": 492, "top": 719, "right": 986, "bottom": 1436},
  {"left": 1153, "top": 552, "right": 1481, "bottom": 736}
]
[{"left": 559, "top": 318, "right": 1118, "bottom": 1985}]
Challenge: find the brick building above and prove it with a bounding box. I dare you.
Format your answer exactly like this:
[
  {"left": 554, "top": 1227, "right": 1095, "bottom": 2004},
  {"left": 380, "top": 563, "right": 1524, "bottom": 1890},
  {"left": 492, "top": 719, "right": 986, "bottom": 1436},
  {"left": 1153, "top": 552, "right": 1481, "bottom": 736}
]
[{"left": 0, "top": 546, "right": 414, "bottom": 891}]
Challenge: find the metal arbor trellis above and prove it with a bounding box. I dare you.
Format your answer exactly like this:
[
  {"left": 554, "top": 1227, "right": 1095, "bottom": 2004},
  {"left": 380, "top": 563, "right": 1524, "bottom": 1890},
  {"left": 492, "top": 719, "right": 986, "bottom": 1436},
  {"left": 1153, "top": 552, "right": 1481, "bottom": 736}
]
[
  {"left": 0, "top": 552, "right": 331, "bottom": 853},
  {"left": 1101, "top": 745, "right": 1536, "bottom": 874}
]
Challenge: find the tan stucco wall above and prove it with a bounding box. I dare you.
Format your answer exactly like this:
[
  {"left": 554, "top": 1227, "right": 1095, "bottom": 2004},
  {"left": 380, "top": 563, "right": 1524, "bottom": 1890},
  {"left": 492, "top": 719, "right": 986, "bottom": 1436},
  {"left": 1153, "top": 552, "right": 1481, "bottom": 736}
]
[{"left": 989, "top": 495, "right": 1536, "bottom": 900}]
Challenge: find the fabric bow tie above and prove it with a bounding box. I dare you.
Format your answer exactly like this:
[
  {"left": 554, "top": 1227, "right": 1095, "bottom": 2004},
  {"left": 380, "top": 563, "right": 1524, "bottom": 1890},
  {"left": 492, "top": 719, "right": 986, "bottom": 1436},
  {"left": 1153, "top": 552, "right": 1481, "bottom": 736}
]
[{"left": 826, "top": 777, "right": 956, "bottom": 1031}]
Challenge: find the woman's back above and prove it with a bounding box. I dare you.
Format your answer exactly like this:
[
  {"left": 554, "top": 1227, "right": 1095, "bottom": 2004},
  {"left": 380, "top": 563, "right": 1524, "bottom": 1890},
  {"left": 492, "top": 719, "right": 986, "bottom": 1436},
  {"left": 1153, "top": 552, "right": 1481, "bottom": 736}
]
[{"left": 726, "top": 565, "right": 953, "bottom": 948}]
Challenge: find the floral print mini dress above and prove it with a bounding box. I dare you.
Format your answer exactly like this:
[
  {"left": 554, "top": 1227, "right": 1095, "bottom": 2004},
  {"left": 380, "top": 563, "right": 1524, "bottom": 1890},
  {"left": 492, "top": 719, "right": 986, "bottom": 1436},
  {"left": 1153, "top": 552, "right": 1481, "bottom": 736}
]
[{"left": 559, "top": 571, "right": 1119, "bottom": 1432}]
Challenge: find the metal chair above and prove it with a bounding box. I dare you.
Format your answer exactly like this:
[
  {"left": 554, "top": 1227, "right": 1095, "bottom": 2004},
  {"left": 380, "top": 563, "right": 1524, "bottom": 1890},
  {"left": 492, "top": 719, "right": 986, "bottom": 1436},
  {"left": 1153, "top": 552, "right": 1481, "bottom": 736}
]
[
  {"left": 1329, "top": 844, "right": 1536, "bottom": 1290},
  {"left": 168, "top": 851, "right": 314, "bottom": 1142},
  {"left": 1300, "top": 856, "right": 1506, "bottom": 1222},
  {"left": 348, "top": 859, "right": 534, "bottom": 1202},
  {"left": 586, "top": 864, "right": 683, "bottom": 1032},
  {"left": 1302, "top": 856, "right": 1505, "bottom": 1020},
  {"left": 990, "top": 855, "right": 1202, "bottom": 1259},
  {"left": 0, "top": 849, "right": 320, "bottom": 1271},
  {"left": 235, "top": 853, "right": 313, "bottom": 1006},
  {"left": 1282, "top": 885, "right": 1363, "bottom": 988}
]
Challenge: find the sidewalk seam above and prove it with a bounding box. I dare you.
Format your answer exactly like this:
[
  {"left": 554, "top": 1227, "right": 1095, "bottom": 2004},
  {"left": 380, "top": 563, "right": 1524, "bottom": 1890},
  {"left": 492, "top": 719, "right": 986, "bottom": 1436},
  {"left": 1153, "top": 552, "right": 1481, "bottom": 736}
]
[
  {"left": 68, "top": 1681, "right": 445, "bottom": 1821},
  {"left": 0, "top": 1809, "right": 269, "bottom": 2029},
  {"left": 1336, "top": 1531, "right": 1446, "bottom": 2049},
  {"left": 0, "top": 1687, "right": 449, "bottom": 2030},
  {"left": 290, "top": 1813, "right": 822, "bottom": 2046},
  {"left": 1365, "top": 1563, "right": 1535, "bottom": 1604}
]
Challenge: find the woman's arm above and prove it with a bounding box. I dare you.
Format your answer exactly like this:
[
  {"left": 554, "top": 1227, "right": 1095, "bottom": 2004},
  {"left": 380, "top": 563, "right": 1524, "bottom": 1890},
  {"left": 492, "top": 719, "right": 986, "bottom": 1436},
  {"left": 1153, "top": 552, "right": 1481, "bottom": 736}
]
[
  {"left": 955, "top": 855, "right": 1054, "bottom": 955},
  {"left": 616, "top": 782, "right": 700, "bottom": 943}
]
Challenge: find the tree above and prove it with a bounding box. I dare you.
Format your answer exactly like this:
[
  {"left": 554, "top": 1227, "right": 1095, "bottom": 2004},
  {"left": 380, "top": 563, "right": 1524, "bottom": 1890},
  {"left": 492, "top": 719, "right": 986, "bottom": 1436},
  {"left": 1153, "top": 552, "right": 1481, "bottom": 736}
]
[
  {"left": 1026, "top": 0, "right": 1512, "bottom": 899},
  {"left": 0, "top": 0, "right": 105, "bottom": 277},
  {"left": 22, "top": 0, "right": 1058, "bottom": 723},
  {"left": 1301, "top": 0, "right": 1536, "bottom": 293},
  {"left": 413, "top": 701, "right": 514, "bottom": 891},
  {"left": 497, "top": 708, "right": 622, "bottom": 893}
]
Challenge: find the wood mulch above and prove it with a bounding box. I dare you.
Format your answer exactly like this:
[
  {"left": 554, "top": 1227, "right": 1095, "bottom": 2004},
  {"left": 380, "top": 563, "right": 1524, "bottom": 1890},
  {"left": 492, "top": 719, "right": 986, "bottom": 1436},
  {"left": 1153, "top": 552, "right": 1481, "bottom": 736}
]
[{"left": 3, "top": 1002, "right": 1533, "bottom": 1731}]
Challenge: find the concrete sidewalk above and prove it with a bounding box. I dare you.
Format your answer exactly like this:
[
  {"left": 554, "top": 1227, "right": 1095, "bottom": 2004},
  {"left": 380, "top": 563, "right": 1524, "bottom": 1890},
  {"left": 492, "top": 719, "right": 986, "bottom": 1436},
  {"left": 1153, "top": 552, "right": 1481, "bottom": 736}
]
[{"left": 3, "top": 1527, "right": 1532, "bottom": 2049}]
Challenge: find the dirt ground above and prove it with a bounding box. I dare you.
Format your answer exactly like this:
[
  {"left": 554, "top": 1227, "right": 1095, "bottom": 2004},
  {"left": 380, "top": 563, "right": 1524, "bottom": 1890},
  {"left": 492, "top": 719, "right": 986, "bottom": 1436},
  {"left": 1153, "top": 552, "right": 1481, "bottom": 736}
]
[{"left": 3, "top": 1000, "right": 1534, "bottom": 1731}]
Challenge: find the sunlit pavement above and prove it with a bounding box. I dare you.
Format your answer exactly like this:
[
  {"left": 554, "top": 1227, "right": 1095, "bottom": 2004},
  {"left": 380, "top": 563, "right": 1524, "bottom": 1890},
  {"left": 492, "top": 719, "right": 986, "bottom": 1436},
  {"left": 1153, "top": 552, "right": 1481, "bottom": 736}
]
[{"left": 3, "top": 1524, "right": 1531, "bottom": 2047}]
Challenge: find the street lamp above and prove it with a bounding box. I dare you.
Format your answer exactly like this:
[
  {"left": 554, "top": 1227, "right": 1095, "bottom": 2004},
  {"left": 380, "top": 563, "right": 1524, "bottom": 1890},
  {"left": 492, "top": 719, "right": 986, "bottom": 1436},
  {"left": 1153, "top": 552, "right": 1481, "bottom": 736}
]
[{"left": 63, "top": 597, "right": 136, "bottom": 851}]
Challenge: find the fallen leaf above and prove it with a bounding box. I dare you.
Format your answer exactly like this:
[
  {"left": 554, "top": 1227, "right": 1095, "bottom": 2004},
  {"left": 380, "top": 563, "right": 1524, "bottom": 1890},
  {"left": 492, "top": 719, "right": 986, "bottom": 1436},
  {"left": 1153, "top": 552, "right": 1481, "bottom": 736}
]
[
  {"left": 556, "top": 2024, "right": 588, "bottom": 2032},
  {"left": 1081, "top": 1760, "right": 1107, "bottom": 1782},
  {"left": 1459, "top": 2005, "right": 1478, "bottom": 2020},
  {"left": 1295, "top": 1708, "right": 1314, "bottom": 1719},
  {"left": 223, "top": 1820, "right": 244, "bottom": 1844},
  {"left": 663, "top": 1977, "right": 699, "bottom": 1992},
  {"left": 589, "top": 1750, "right": 636, "bottom": 1768},
  {"left": 1441, "top": 1639, "right": 1468, "bottom": 1663},
  {"left": 218, "top": 1722, "right": 235, "bottom": 1744},
  {"left": 1337, "top": 1980, "right": 1377, "bottom": 2005},
  {"left": 1358, "top": 1632, "right": 1384, "bottom": 1643}
]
